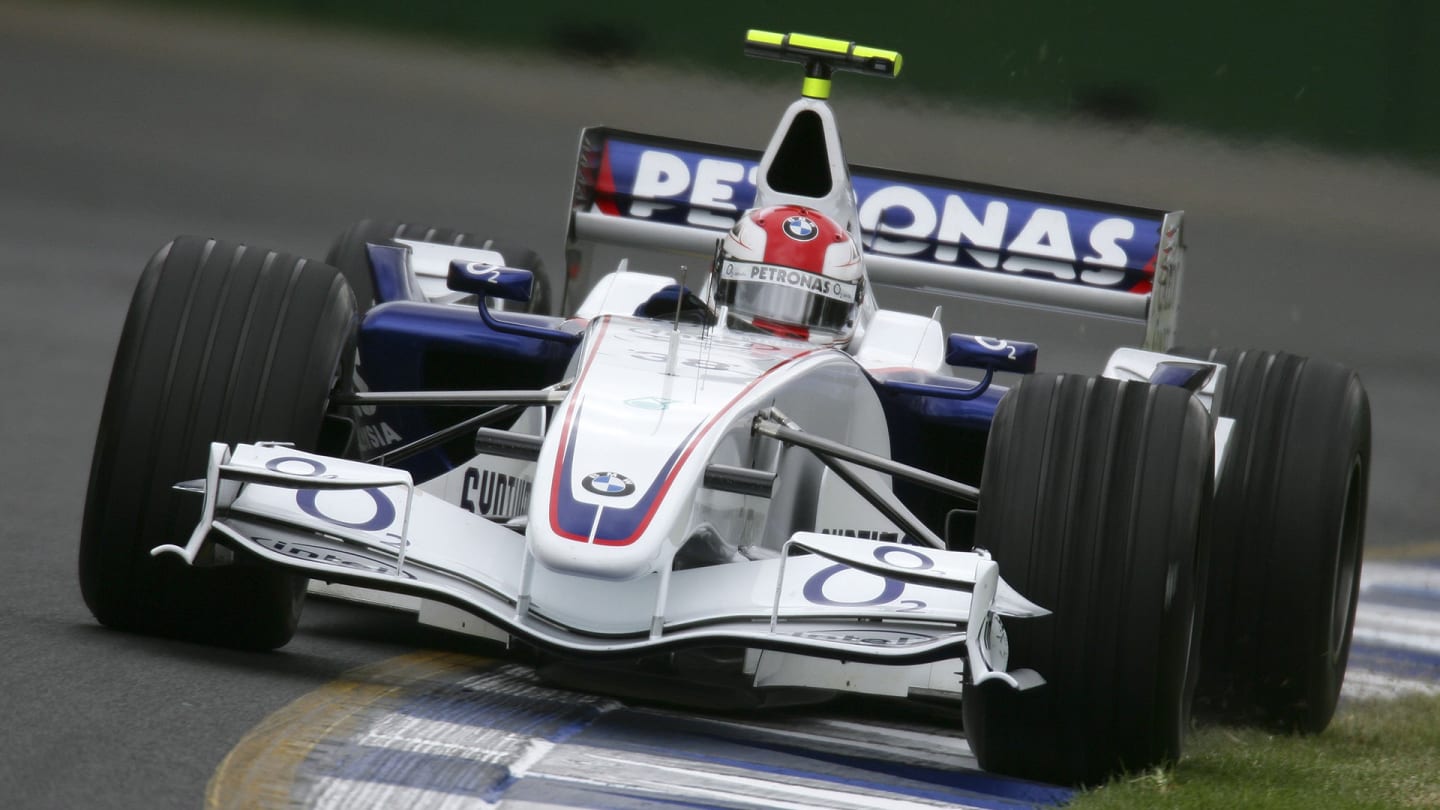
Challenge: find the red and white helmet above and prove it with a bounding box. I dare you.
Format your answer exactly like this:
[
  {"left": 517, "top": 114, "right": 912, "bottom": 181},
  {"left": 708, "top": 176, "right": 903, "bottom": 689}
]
[{"left": 711, "top": 205, "right": 864, "bottom": 345}]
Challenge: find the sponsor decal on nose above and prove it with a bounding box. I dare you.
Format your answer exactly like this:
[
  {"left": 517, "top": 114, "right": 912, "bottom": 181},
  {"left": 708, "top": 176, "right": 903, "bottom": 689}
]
[
  {"left": 625, "top": 396, "right": 679, "bottom": 411},
  {"left": 581, "top": 472, "right": 636, "bottom": 497}
]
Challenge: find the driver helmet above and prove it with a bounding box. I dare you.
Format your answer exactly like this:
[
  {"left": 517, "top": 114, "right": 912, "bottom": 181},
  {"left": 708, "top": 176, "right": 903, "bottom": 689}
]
[{"left": 711, "top": 205, "right": 864, "bottom": 345}]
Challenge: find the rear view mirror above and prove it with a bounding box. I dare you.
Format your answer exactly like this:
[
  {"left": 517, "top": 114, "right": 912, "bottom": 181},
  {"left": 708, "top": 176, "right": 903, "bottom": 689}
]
[
  {"left": 946, "top": 333, "right": 1038, "bottom": 375},
  {"left": 447, "top": 261, "right": 534, "bottom": 302}
]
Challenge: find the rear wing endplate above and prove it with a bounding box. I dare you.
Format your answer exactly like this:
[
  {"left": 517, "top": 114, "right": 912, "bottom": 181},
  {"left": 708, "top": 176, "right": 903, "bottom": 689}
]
[{"left": 565, "top": 127, "right": 1184, "bottom": 350}]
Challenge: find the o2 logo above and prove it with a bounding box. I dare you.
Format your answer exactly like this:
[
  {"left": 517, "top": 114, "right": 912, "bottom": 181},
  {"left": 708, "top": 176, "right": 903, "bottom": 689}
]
[
  {"left": 800, "top": 545, "right": 934, "bottom": 613},
  {"left": 462, "top": 263, "right": 502, "bottom": 284},
  {"left": 973, "top": 335, "right": 1017, "bottom": 360},
  {"left": 265, "top": 456, "right": 400, "bottom": 536}
]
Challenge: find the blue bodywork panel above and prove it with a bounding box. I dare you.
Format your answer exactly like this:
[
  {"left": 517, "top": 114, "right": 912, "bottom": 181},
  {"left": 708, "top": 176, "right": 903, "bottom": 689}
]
[
  {"left": 355, "top": 302, "right": 577, "bottom": 481},
  {"left": 870, "top": 370, "right": 1005, "bottom": 537}
]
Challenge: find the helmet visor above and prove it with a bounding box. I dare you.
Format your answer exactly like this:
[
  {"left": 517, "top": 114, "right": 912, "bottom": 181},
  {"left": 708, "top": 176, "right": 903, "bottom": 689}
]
[{"left": 716, "top": 260, "right": 858, "bottom": 339}]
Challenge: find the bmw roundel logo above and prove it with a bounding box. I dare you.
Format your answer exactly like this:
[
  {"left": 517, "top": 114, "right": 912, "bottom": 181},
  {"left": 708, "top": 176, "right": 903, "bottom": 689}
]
[
  {"left": 781, "top": 215, "right": 819, "bottom": 241},
  {"left": 581, "top": 471, "right": 636, "bottom": 497}
]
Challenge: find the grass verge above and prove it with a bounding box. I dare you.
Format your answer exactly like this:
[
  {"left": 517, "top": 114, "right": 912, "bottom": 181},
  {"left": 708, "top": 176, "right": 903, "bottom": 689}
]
[{"left": 1070, "top": 693, "right": 1440, "bottom": 809}]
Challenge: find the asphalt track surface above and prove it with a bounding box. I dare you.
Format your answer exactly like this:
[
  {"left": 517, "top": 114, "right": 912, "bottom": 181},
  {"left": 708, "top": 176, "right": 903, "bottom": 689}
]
[{"left": 1, "top": 3, "right": 1438, "bottom": 808}]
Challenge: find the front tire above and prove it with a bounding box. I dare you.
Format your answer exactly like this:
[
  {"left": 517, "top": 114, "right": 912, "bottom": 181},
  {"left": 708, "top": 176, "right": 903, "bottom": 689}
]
[
  {"left": 963, "top": 374, "right": 1212, "bottom": 786},
  {"left": 79, "top": 237, "right": 356, "bottom": 650}
]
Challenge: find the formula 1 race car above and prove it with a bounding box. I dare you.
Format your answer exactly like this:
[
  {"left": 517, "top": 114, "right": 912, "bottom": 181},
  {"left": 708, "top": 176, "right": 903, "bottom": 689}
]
[{"left": 79, "top": 31, "right": 1370, "bottom": 786}]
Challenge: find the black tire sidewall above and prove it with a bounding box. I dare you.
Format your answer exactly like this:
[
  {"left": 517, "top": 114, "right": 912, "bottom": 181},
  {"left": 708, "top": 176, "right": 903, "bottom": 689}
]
[
  {"left": 79, "top": 237, "right": 356, "bottom": 650},
  {"left": 963, "top": 374, "right": 1211, "bottom": 785},
  {"left": 1184, "top": 347, "right": 1370, "bottom": 730}
]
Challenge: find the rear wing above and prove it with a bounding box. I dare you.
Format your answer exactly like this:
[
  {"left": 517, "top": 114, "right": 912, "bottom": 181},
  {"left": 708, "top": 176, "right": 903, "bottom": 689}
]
[{"left": 565, "top": 127, "right": 1184, "bottom": 350}]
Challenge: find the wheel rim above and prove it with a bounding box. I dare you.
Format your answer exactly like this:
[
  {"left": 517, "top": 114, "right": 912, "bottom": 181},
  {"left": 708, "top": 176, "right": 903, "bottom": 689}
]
[{"left": 1329, "top": 456, "right": 1364, "bottom": 660}]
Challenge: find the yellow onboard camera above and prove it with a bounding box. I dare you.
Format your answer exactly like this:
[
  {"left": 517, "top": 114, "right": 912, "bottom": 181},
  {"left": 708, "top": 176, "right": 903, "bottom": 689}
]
[{"left": 743, "top": 30, "right": 901, "bottom": 99}]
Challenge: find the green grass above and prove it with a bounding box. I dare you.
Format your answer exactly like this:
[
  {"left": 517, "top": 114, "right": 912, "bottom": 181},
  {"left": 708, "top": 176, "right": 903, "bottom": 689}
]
[{"left": 1070, "top": 693, "right": 1440, "bottom": 809}]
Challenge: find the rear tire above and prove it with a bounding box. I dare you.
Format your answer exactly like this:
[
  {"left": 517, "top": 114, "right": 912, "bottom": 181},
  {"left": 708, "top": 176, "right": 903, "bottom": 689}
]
[
  {"left": 1181, "top": 347, "right": 1369, "bottom": 732},
  {"left": 325, "top": 218, "right": 552, "bottom": 314},
  {"left": 963, "top": 374, "right": 1212, "bottom": 786},
  {"left": 79, "top": 237, "right": 356, "bottom": 650}
]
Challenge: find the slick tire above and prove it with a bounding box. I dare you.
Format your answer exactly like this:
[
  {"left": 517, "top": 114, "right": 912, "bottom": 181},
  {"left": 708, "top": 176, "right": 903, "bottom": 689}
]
[
  {"left": 962, "top": 374, "right": 1212, "bottom": 786},
  {"left": 79, "top": 237, "right": 357, "bottom": 650},
  {"left": 1180, "top": 347, "right": 1369, "bottom": 732},
  {"left": 325, "top": 218, "right": 552, "bottom": 314}
]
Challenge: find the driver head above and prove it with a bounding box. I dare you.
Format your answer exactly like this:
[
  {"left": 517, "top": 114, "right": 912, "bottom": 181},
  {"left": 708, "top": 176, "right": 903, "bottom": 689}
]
[{"left": 711, "top": 205, "right": 864, "bottom": 345}]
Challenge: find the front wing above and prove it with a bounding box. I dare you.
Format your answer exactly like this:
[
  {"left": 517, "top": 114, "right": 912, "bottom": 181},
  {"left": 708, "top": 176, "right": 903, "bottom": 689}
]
[{"left": 156, "top": 443, "right": 1044, "bottom": 689}]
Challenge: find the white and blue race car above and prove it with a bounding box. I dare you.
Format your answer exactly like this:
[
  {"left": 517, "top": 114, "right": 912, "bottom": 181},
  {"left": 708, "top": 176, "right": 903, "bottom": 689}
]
[{"left": 79, "top": 31, "right": 1370, "bottom": 786}]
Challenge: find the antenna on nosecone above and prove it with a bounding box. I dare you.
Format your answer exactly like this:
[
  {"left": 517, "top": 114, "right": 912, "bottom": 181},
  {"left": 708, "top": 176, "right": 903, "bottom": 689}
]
[{"left": 665, "top": 265, "right": 688, "bottom": 377}]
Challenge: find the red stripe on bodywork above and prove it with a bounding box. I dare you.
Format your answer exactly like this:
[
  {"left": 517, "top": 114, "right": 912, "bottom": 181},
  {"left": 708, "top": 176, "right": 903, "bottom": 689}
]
[
  {"left": 595, "top": 143, "right": 621, "bottom": 217},
  {"left": 1129, "top": 251, "right": 1158, "bottom": 294},
  {"left": 547, "top": 324, "right": 820, "bottom": 545}
]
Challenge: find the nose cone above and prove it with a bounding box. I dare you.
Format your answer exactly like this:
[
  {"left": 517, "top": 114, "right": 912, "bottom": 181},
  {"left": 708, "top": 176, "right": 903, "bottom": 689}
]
[
  {"left": 531, "top": 396, "right": 699, "bottom": 579},
  {"left": 524, "top": 314, "right": 816, "bottom": 581}
]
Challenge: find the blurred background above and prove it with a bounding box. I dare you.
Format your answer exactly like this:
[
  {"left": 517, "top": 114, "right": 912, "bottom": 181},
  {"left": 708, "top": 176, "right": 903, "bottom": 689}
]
[
  {"left": 1, "top": 3, "right": 1437, "bottom": 805},
  {"left": 126, "top": 0, "right": 1440, "bottom": 163}
]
